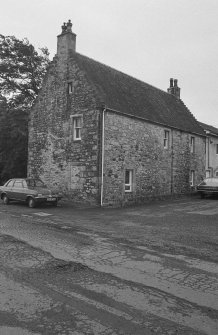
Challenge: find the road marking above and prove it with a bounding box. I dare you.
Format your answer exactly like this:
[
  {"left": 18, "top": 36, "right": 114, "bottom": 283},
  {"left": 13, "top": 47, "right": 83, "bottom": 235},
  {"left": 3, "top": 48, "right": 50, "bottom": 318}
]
[
  {"left": 188, "top": 208, "right": 218, "bottom": 215},
  {"left": 33, "top": 212, "right": 53, "bottom": 217}
]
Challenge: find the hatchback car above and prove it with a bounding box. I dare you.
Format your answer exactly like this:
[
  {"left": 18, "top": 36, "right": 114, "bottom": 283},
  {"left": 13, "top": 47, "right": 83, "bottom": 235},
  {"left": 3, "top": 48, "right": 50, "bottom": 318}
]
[
  {"left": 196, "top": 177, "right": 218, "bottom": 198},
  {"left": 0, "top": 178, "right": 62, "bottom": 208}
]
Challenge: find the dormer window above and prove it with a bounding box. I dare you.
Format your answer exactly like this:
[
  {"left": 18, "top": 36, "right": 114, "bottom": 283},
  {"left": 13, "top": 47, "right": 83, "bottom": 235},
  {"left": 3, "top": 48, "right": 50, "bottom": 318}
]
[{"left": 68, "top": 82, "right": 73, "bottom": 94}]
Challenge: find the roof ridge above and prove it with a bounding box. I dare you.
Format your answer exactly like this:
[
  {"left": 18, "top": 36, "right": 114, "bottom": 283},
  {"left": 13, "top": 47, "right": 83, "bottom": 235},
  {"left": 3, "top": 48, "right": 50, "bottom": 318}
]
[{"left": 74, "top": 52, "right": 173, "bottom": 97}]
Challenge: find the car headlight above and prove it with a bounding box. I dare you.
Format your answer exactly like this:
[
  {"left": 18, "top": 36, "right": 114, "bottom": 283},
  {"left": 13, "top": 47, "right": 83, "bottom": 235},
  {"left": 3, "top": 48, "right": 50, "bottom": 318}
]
[{"left": 37, "top": 193, "right": 43, "bottom": 197}]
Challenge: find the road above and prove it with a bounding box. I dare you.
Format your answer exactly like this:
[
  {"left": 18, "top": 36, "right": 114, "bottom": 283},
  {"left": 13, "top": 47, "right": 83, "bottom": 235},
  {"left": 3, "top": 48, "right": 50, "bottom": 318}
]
[{"left": 0, "top": 196, "right": 217, "bottom": 334}]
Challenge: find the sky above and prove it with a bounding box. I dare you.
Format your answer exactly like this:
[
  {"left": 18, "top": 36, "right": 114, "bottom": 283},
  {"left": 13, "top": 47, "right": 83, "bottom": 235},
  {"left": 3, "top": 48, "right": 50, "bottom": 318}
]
[{"left": 1, "top": 0, "right": 218, "bottom": 126}]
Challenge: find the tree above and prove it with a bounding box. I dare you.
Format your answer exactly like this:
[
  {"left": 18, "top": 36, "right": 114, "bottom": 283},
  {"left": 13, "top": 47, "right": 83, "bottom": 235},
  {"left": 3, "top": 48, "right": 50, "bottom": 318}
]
[
  {"left": 0, "top": 35, "right": 50, "bottom": 183},
  {"left": 0, "top": 34, "right": 49, "bottom": 108}
]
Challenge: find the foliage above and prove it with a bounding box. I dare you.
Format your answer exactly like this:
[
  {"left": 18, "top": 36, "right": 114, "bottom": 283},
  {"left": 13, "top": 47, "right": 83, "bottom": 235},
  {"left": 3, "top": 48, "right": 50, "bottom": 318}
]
[
  {"left": 0, "top": 34, "right": 49, "bottom": 108},
  {"left": 0, "top": 99, "right": 28, "bottom": 183},
  {"left": 0, "top": 35, "right": 50, "bottom": 183}
]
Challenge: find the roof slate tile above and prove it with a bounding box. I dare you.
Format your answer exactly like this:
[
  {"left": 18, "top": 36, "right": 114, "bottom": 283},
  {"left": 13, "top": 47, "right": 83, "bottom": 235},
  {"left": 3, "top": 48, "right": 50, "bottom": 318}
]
[{"left": 71, "top": 52, "right": 205, "bottom": 136}]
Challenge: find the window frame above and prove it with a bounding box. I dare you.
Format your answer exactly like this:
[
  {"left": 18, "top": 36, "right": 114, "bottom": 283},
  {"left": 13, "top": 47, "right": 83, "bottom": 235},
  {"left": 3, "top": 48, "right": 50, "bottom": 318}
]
[
  {"left": 216, "top": 144, "right": 218, "bottom": 155},
  {"left": 71, "top": 115, "right": 82, "bottom": 141},
  {"left": 125, "top": 169, "right": 133, "bottom": 193},
  {"left": 190, "top": 136, "right": 195, "bottom": 153},
  {"left": 190, "top": 170, "right": 195, "bottom": 187},
  {"left": 68, "top": 82, "right": 73, "bottom": 94},
  {"left": 164, "top": 130, "right": 170, "bottom": 149}
]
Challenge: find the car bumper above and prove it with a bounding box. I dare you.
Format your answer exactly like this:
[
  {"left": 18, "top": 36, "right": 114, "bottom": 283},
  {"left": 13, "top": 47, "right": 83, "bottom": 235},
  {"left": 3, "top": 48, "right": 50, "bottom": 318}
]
[{"left": 34, "top": 196, "right": 62, "bottom": 203}]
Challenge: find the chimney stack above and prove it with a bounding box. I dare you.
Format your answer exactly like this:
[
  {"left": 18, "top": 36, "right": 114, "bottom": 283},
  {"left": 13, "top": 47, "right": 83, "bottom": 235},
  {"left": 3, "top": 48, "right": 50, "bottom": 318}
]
[
  {"left": 57, "top": 20, "right": 76, "bottom": 58},
  {"left": 167, "top": 78, "right": 180, "bottom": 99},
  {"left": 170, "top": 78, "right": 174, "bottom": 88}
]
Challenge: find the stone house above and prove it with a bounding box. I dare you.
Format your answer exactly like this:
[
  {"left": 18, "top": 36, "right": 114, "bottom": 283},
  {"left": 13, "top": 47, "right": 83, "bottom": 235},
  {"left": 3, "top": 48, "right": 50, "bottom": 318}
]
[
  {"left": 28, "top": 21, "right": 206, "bottom": 206},
  {"left": 199, "top": 122, "right": 218, "bottom": 178}
]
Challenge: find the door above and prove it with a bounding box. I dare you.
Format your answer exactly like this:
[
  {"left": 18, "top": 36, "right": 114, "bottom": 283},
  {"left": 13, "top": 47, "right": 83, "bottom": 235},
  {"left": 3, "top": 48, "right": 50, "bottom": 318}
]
[{"left": 12, "top": 180, "right": 26, "bottom": 201}]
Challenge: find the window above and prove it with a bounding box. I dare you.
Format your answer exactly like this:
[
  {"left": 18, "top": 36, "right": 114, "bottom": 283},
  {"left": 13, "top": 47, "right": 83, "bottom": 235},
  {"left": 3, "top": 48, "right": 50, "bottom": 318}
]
[
  {"left": 72, "top": 116, "right": 82, "bottom": 140},
  {"left": 164, "top": 130, "right": 170, "bottom": 149},
  {"left": 13, "top": 180, "right": 24, "bottom": 188},
  {"left": 215, "top": 171, "right": 218, "bottom": 177},
  {"left": 22, "top": 180, "right": 28, "bottom": 188},
  {"left": 68, "top": 82, "right": 73, "bottom": 94},
  {"left": 216, "top": 144, "right": 218, "bottom": 155},
  {"left": 190, "top": 170, "right": 195, "bottom": 187},
  {"left": 125, "top": 170, "right": 133, "bottom": 192},
  {"left": 191, "top": 137, "right": 195, "bottom": 153}
]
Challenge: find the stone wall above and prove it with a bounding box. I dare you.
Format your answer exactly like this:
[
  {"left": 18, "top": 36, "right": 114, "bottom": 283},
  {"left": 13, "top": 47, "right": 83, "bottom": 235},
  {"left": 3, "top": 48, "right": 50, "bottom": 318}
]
[
  {"left": 28, "top": 54, "right": 102, "bottom": 204},
  {"left": 102, "top": 111, "right": 205, "bottom": 206},
  {"left": 207, "top": 135, "right": 218, "bottom": 176},
  {"left": 28, "top": 51, "right": 205, "bottom": 206}
]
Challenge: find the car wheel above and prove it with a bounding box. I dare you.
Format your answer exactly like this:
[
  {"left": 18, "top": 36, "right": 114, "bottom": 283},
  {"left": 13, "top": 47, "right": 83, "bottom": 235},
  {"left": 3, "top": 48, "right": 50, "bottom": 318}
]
[
  {"left": 28, "top": 198, "right": 36, "bottom": 208},
  {"left": 2, "top": 194, "right": 9, "bottom": 205}
]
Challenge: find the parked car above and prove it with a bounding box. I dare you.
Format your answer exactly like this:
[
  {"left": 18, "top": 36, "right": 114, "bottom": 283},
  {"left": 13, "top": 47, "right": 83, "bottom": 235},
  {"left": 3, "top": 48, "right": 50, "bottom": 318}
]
[
  {"left": 197, "top": 177, "right": 218, "bottom": 198},
  {"left": 0, "top": 178, "right": 62, "bottom": 208}
]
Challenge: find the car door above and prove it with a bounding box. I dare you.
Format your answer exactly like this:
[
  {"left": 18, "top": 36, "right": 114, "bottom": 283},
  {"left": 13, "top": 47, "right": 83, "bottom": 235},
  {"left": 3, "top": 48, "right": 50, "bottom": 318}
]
[
  {"left": 12, "top": 180, "right": 25, "bottom": 201},
  {"left": 3, "top": 180, "right": 15, "bottom": 199}
]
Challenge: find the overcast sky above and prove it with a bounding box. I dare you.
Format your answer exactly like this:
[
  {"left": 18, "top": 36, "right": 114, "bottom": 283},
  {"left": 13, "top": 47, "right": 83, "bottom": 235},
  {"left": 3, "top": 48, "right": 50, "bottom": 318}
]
[{"left": 1, "top": 0, "right": 218, "bottom": 126}]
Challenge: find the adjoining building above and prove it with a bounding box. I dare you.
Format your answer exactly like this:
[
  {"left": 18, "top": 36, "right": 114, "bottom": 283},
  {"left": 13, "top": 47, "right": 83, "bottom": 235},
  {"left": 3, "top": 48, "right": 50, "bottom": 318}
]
[
  {"left": 28, "top": 21, "right": 206, "bottom": 206},
  {"left": 199, "top": 122, "right": 218, "bottom": 178}
]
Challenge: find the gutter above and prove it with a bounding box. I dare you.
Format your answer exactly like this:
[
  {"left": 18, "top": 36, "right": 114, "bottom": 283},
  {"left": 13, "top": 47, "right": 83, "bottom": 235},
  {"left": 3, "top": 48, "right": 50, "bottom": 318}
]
[{"left": 100, "top": 108, "right": 106, "bottom": 206}]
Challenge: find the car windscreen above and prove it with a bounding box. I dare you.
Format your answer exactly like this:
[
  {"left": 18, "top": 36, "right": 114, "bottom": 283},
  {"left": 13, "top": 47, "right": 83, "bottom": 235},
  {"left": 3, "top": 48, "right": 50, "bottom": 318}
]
[
  {"left": 4, "top": 180, "right": 14, "bottom": 187},
  {"left": 200, "top": 178, "right": 218, "bottom": 186}
]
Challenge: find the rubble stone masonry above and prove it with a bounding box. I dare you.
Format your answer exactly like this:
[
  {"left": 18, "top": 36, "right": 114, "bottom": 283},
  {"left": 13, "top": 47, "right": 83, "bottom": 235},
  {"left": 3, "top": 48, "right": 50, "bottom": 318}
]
[
  {"left": 102, "top": 111, "right": 205, "bottom": 206},
  {"left": 28, "top": 54, "right": 102, "bottom": 204},
  {"left": 28, "top": 52, "right": 205, "bottom": 206}
]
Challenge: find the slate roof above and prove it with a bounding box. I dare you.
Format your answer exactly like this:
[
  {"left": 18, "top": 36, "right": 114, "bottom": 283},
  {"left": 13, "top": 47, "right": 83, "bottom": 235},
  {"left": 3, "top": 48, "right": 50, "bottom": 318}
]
[
  {"left": 199, "top": 122, "right": 218, "bottom": 136},
  {"left": 73, "top": 52, "right": 205, "bottom": 136}
]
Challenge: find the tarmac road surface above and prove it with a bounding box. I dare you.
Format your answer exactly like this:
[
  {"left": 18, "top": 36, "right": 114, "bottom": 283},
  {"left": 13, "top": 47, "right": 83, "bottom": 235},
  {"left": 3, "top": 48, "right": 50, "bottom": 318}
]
[{"left": 0, "top": 196, "right": 217, "bottom": 334}]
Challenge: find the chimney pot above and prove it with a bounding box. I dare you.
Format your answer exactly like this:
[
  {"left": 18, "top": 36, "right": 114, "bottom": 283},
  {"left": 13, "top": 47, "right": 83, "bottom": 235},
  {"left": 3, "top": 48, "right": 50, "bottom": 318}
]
[
  {"left": 170, "top": 78, "right": 174, "bottom": 87},
  {"left": 66, "top": 19, "right": 73, "bottom": 32},
  {"left": 167, "top": 78, "right": 180, "bottom": 99},
  {"left": 57, "top": 20, "right": 77, "bottom": 57}
]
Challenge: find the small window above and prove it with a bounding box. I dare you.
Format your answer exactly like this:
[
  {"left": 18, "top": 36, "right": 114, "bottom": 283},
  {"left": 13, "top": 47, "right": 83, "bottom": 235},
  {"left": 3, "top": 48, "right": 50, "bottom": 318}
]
[
  {"left": 164, "top": 130, "right": 170, "bottom": 149},
  {"left": 72, "top": 116, "right": 82, "bottom": 140},
  {"left": 68, "top": 82, "right": 73, "bottom": 94},
  {"left": 190, "top": 170, "right": 195, "bottom": 187},
  {"left": 216, "top": 144, "right": 218, "bottom": 155},
  {"left": 191, "top": 137, "right": 195, "bottom": 153},
  {"left": 125, "top": 170, "right": 133, "bottom": 192},
  {"left": 215, "top": 171, "right": 218, "bottom": 177}
]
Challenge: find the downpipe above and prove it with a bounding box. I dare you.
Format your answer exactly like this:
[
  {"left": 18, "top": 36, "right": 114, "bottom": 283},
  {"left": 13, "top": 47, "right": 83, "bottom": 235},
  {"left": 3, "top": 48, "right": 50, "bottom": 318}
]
[{"left": 100, "top": 108, "right": 106, "bottom": 206}]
